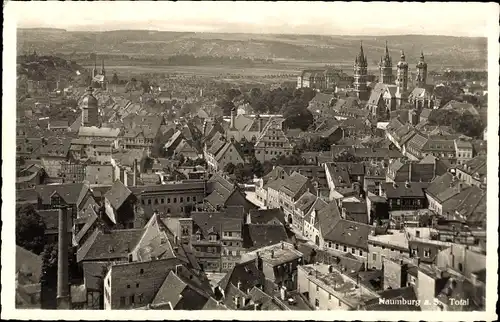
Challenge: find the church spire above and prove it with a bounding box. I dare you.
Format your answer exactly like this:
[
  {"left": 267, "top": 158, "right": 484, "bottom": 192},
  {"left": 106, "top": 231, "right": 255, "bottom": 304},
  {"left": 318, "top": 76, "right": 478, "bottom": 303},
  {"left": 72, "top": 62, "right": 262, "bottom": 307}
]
[{"left": 101, "top": 58, "right": 106, "bottom": 76}]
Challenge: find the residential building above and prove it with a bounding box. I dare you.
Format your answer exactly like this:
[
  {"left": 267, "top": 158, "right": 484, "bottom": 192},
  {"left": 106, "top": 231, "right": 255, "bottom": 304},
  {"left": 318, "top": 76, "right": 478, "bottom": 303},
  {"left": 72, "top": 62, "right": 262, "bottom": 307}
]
[
  {"left": 455, "top": 155, "right": 486, "bottom": 188},
  {"left": 240, "top": 242, "right": 304, "bottom": 291},
  {"left": 367, "top": 230, "right": 411, "bottom": 270},
  {"left": 454, "top": 139, "right": 473, "bottom": 165},
  {"left": 297, "top": 263, "right": 379, "bottom": 310},
  {"left": 254, "top": 117, "right": 294, "bottom": 163},
  {"left": 379, "top": 181, "right": 429, "bottom": 211}
]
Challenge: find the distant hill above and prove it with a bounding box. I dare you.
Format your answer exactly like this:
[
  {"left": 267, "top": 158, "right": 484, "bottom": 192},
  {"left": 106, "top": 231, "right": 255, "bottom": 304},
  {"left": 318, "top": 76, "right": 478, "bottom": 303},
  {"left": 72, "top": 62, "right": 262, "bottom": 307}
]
[
  {"left": 16, "top": 54, "right": 89, "bottom": 92},
  {"left": 17, "top": 29, "right": 487, "bottom": 70}
]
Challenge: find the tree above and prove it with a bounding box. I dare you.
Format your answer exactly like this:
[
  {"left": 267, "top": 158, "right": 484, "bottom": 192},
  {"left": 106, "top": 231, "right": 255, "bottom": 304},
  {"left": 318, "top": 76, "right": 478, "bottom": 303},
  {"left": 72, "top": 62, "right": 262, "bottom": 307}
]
[
  {"left": 233, "top": 163, "right": 247, "bottom": 183},
  {"left": 111, "top": 72, "right": 119, "bottom": 85},
  {"left": 283, "top": 99, "right": 314, "bottom": 131},
  {"left": 40, "top": 243, "right": 58, "bottom": 309},
  {"left": 217, "top": 99, "right": 235, "bottom": 116},
  {"left": 224, "top": 162, "right": 236, "bottom": 175},
  {"left": 249, "top": 157, "right": 264, "bottom": 178},
  {"left": 16, "top": 205, "right": 46, "bottom": 255},
  {"left": 226, "top": 88, "right": 242, "bottom": 101}
]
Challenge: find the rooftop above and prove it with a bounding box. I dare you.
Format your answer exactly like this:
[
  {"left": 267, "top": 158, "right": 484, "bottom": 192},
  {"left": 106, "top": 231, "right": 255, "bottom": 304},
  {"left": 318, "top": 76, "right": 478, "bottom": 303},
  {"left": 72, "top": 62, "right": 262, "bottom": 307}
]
[
  {"left": 299, "top": 264, "right": 378, "bottom": 308},
  {"left": 240, "top": 242, "right": 303, "bottom": 267}
]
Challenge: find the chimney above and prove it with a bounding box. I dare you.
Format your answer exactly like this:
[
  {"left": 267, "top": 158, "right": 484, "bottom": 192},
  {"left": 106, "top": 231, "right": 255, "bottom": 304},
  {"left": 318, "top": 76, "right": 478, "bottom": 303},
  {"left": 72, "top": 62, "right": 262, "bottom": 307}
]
[
  {"left": 133, "top": 159, "right": 137, "bottom": 187},
  {"left": 230, "top": 108, "right": 236, "bottom": 129},
  {"left": 280, "top": 286, "right": 286, "bottom": 301},
  {"left": 237, "top": 281, "right": 242, "bottom": 290},
  {"left": 57, "top": 206, "right": 70, "bottom": 309},
  {"left": 246, "top": 212, "right": 251, "bottom": 224},
  {"left": 405, "top": 180, "right": 410, "bottom": 188},
  {"left": 408, "top": 162, "right": 412, "bottom": 182}
]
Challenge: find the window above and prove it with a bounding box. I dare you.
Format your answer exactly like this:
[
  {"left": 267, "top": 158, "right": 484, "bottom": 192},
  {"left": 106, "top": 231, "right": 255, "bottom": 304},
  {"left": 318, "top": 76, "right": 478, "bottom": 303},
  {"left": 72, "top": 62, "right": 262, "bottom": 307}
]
[
  {"left": 351, "top": 248, "right": 355, "bottom": 254},
  {"left": 154, "top": 198, "right": 158, "bottom": 204},
  {"left": 138, "top": 294, "right": 143, "bottom": 303},
  {"left": 173, "top": 198, "right": 177, "bottom": 203},
  {"left": 187, "top": 196, "right": 190, "bottom": 202},
  {"left": 315, "top": 299, "right": 319, "bottom": 308},
  {"left": 343, "top": 246, "right": 347, "bottom": 252},
  {"left": 359, "top": 250, "right": 363, "bottom": 256},
  {"left": 161, "top": 198, "right": 164, "bottom": 204},
  {"left": 129, "top": 295, "right": 135, "bottom": 305},
  {"left": 136, "top": 283, "right": 140, "bottom": 288},
  {"left": 372, "top": 253, "right": 377, "bottom": 261},
  {"left": 335, "top": 244, "right": 339, "bottom": 250},
  {"left": 180, "top": 197, "right": 184, "bottom": 203},
  {"left": 148, "top": 199, "right": 151, "bottom": 205},
  {"left": 328, "top": 294, "right": 332, "bottom": 300},
  {"left": 127, "top": 284, "right": 131, "bottom": 289},
  {"left": 120, "top": 296, "right": 126, "bottom": 307},
  {"left": 193, "top": 196, "right": 196, "bottom": 202},
  {"left": 423, "top": 248, "right": 431, "bottom": 258},
  {"left": 416, "top": 230, "right": 421, "bottom": 238},
  {"left": 167, "top": 198, "right": 171, "bottom": 204}
]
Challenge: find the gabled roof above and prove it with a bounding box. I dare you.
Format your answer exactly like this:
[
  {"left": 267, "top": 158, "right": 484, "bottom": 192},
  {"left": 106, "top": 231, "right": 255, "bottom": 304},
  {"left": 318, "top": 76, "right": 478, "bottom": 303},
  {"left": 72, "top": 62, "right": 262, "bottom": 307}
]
[
  {"left": 104, "top": 180, "right": 133, "bottom": 210},
  {"left": 152, "top": 270, "right": 210, "bottom": 310},
  {"left": 244, "top": 223, "right": 289, "bottom": 250},
  {"left": 315, "top": 201, "right": 342, "bottom": 236},
  {"left": 35, "top": 182, "right": 89, "bottom": 207},
  {"left": 294, "top": 191, "right": 317, "bottom": 213},
  {"left": 279, "top": 172, "right": 309, "bottom": 199},
  {"left": 217, "top": 259, "right": 265, "bottom": 294},
  {"left": 76, "top": 228, "right": 144, "bottom": 262},
  {"left": 323, "top": 220, "right": 375, "bottom": 250},
  {"left": 248, "top": 208, "right": 286, "bottom": 226}
]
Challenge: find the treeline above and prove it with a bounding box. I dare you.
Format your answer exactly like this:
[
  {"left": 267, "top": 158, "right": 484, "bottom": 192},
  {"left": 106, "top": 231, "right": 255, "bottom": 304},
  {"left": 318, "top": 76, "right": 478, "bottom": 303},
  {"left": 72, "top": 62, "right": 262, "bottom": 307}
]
[
  {"left": 428, "top": 109, "right": 485, "bottom": 138},
  {"left": 430, "top": 70, "right": 487, "bottom": 82}
]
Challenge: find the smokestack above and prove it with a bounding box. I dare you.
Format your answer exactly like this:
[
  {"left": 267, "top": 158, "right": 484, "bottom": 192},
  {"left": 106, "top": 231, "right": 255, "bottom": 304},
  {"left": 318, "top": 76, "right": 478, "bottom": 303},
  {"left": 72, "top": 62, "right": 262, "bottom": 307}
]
[
  {"left": 57, "top": 206, "right": 70, "bottom": 309},
  {"left": 133, "top": 159, "right": 137, "bottom": 187}
]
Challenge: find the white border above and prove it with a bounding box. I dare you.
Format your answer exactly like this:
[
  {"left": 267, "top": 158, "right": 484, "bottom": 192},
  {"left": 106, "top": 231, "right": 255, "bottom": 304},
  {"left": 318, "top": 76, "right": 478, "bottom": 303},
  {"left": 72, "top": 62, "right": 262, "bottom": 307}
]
[{"left": 2, "top": 2, "right": 499, "bottom": 321}]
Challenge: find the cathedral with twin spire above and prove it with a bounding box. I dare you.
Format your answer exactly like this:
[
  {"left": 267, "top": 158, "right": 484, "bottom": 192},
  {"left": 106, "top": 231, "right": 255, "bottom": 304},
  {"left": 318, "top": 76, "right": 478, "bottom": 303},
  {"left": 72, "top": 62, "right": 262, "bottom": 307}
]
[{"left": 353, "top": 41, "right": 431, "bottom": 121}]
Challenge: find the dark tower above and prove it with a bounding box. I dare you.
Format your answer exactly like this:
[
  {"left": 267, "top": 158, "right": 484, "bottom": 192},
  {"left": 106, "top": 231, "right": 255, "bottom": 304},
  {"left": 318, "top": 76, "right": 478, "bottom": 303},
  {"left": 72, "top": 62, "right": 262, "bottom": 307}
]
[
  {"left": 101, "top": 58, "right": 106, "bottom": 76},
  {"left": 415, "top": 51, "right": 428, "bottom": 88},
  {"left": 92, "top": 55, "right": 97, "bottom": 79},
  {"left": 353, "top": 42, "right": 369, "bottom": 101},
  {"left": 56, "top": 206, "right": 70, "bottom": 309},
  {"left": 379, "top": 41, "right": 393, "bottom": 84}
]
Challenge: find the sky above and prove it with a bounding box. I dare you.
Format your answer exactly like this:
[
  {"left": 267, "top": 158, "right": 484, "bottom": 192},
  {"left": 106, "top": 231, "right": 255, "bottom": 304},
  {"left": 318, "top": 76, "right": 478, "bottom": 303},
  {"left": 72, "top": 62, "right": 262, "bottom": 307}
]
[{"left": 7, "top": 2, "right": 496, "bottom": 37}]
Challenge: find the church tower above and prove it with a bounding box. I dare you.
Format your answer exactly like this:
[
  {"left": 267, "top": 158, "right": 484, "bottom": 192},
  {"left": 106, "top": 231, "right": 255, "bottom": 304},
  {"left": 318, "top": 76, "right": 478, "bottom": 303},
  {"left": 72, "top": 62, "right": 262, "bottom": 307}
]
[
  {"left": 415, "top": 51, "right": 427, "bottom": 88},
  {"left": 396, "top": 50, "right": 409, "bottom": 107},
  {"left": 81, "top": 86, "right": 99, "bottom": 127},
  {"left": 379, "top": 41, "right": 393, "bottom": 84},
  {"left": 92, "top": 56, "right": 97, "bottom": 79},
  {"left": 353, "top": 42, "right": 369, "bottom": 101},
  {"left": 101, "top": 58, "right": 106, "bottom": 76}
]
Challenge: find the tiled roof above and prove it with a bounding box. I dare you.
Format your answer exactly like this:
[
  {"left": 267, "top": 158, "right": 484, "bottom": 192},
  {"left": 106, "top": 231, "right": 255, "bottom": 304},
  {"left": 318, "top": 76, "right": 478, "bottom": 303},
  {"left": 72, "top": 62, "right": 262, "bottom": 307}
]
[
  {"left": 426, "top": 173, "right": 461, "bottom": 202},
  {"left": 191, "top": 211, "right": 242, "bottom": 239},
  {"left": 35, "top": 182, "right": 89, "bottom": 207},
  {"left": 279, "top": 172, "right": 309, "bottom": 199},
  {"left": 248, "top": 208, "right": 286, "bottom": 226},
  {"left": 381, "top": 182, "right": 429, "bottom": 198},
  {"left": 104, "top": 180, "right": 133, "bottom": 210},
  {"left": 244, "top": 224, "right": 289, "bottom": 250},
  {"left": 294, "top": 192, "right": 317, "bottom": 212},
  {"left": 342, "top": 202, "right": 368, "bottom": 224},
  {"left": 323, "top": 220, "right": 375, "bottom": 250},
  {"left": 76, "top": 228, "right": 144, "bottom": 262},
  {"left": 78, "top": 126, "right": 120, "bottom": 138},
  {"left": 315, "top": 201, "right": 342, "bottom": 236},
  {"left": 218, "top": 259, "right": 265, "bottom": 294},
  {"left": 152, "top": 271, "right": 210, "bottom": 309}
]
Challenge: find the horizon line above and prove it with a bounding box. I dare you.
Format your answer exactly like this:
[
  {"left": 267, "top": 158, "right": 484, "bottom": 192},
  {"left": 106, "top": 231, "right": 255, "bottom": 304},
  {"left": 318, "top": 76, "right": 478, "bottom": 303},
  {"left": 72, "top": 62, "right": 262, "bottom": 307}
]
[{"left": 16, "top": 27, "right": 486, "bottom": 39}]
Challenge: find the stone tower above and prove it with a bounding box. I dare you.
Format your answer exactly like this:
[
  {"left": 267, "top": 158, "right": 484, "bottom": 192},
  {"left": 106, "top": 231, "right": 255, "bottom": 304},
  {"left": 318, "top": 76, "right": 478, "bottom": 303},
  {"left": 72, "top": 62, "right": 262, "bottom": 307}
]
[
  {"left": 415, "top": 51, "right": 428, "bottom": 88},
  {"left": 101, "top": 58, "right": 106, "bottom": 76},
  {"left": 81, "top": 86, "right": 99, "bottom": 127},
  {"left": 92, "top": 56, "right": 97, "bottom": 79},
  {"left": 396, "top": 50, "right": 409, "bottom": 107},
  {"left": 353, "top": 42, "right": 369, "bottom": 101},
  {"left": 379, "top": 41, "right": 393, "bottom": 84}
]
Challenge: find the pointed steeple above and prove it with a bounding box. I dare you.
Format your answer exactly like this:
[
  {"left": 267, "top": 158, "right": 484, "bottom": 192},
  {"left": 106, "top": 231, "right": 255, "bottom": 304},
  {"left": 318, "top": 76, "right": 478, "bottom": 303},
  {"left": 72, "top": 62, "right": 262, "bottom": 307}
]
[
  {"left": 420, "top": 51, "right": 425, "bottom": 60},
  {"left": 385, "top": 41, "right": 390, "bottom": 57},
  {"left": 400, "top": 50, "right": 406, "bottom": 61}
]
